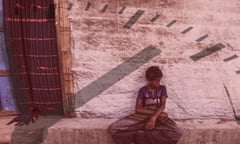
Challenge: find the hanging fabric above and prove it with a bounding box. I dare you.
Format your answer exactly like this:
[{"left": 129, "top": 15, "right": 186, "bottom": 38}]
[{"left": 3, "top": 0, "right": 63, "bottom": 125}]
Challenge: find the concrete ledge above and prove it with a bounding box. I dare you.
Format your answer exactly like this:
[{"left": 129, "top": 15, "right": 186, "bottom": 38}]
[
  {"left": 43, "top": 118, "right": 240, "bottom": 144},
  {"left": 0, "top": 116, "right": 63, "bottom": 144},
  {"left": 0, "top": 117, "right": 15, "bottom": 144}
]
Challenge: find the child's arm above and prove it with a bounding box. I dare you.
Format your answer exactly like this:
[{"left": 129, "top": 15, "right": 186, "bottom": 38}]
[
  {"left": 145, "top": 95, "right": 167, "bottom": 130},
  {"left": 152, "top": 95, "right": 167, "bottom": 118},
  {"left": 151, "top": 85, "right": 168, "bottom": 118},
  {"left": 135, "top": 98, "right": 156, "bottom": 115}
]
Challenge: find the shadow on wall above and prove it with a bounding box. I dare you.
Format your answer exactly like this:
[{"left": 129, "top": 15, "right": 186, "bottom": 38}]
[{"left": 9, "top": 45, "right": 161, "bottom": 143}]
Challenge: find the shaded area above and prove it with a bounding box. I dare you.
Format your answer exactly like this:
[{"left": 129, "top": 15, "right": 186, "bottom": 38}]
[
  {"left": 223, "top": 84, "right": 240, "bottom": 121},
  {"left": 73, "top": 45, "right": 161, "bottom": 111},
  {"left": 181, "top": 26, "right": 193, "bottom": 34},
  {"left": 11, "top": 116, "right": 63, "bottom": 144},
  {"left": 150, "top": 14, "right": 160, "bottom": 22},
  {"left": 101, "top": 4, "right": 108, "bottom": 12},
  {"left": 9, "top": 45, "right": 161, "bottom": 143},
  {"left": 119, "top": 6, "right": 126, "bottom": 14},
  {"left": 195, "top": 34, "right": 209, "bottom": 42},
  {"left": 166, "top": 20, "right": 177, "bottom": 27},
  {"left": 223, "top": 54, "right": 238, "bottom": 62},
  {"left": 85, "top": 2, "right": 91, "bottom": 11},
  {"left": 123, "top": 10, "right": 145, "bottom": 29},
  {"left": 190, "top": 43, "right": 225, "bottom": 61}
]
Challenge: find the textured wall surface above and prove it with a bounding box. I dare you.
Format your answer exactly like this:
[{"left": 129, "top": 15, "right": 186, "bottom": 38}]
[{"left": 69, "top": 0, "right": 240, "bottom": 119}]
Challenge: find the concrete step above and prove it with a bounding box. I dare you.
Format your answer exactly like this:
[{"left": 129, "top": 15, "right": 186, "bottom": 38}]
[
  {"left": 43, "top": 118, "right": 240, "bottom": 144},
  {"left": 0, "top": 116, "right": 63, "bottom": 144}
]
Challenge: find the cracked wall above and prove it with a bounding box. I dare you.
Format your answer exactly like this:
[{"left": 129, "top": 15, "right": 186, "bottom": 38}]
[{"left": 68, "top": 0, "right": 240, "bottom": 119}]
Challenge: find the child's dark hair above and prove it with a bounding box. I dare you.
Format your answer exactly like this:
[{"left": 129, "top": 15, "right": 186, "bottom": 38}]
[{"left": 145, "top": 66, "right": 163, "bottom": 81}]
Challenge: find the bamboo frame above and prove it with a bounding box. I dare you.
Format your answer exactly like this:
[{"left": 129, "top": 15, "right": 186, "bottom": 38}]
[{"left": 54, "top": 0, "right": 74, "bottom": 116}]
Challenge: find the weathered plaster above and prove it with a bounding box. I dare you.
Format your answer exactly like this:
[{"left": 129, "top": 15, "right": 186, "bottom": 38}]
[{"left": 69, "top": 0, "right": 240, "bottom": 119}]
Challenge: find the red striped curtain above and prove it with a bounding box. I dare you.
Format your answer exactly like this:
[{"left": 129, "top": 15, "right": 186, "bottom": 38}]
[{"left": 3, "top": 0, "right": 63, "bottom": 115}]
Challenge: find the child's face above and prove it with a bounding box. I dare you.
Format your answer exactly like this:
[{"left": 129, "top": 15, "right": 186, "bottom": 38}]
[{"left": 148, "top": 78, "right": 161, "bottom": 89}]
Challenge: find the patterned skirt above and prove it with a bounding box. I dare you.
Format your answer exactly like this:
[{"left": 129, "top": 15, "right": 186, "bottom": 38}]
[{"left": 108, "top": 105, "right": 183, "bottom": 144}]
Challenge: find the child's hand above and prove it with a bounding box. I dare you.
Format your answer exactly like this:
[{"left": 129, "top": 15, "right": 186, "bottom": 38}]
[
  {"left": 160, "top": 112, "right": 168, "bottom": 118},
  {"left": 145, "top": 116, "right": 157, "bottom": 130}
]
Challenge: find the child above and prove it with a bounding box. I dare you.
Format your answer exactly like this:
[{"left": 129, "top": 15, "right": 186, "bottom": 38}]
[{"left": 108, "top": 66, "right": 183, "bottom": 144}]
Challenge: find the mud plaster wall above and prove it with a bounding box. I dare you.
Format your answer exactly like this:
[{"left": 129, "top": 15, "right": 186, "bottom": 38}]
[{"left": 68, "top": 0, "right": 240, "bottom": 119}]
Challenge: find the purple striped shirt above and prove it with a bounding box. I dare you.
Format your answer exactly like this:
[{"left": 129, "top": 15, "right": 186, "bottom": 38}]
[{"left": 137, "top": 85, "right": 168, "bottom": 107}]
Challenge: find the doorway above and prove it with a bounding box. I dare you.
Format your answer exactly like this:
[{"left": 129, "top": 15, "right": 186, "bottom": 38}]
[
  {"left": 2, "top": 0, "right": 63, "bottom": 115},
  {"left": 0, "top": 0, "right": 16, "bottom": 114}
]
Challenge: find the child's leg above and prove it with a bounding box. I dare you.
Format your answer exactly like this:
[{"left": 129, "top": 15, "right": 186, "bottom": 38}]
[
  {"left": 112, "top": 131, "right": 138, "bottom": 144},
  {"left": 154, "top": 121, "right": 183, "bottom": 143},
  {"left": 108, "top": 118, "right": 143, "bottom": 144},
  {"left": 108, "top": 118, "right": 140, "bottom": 135}
]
